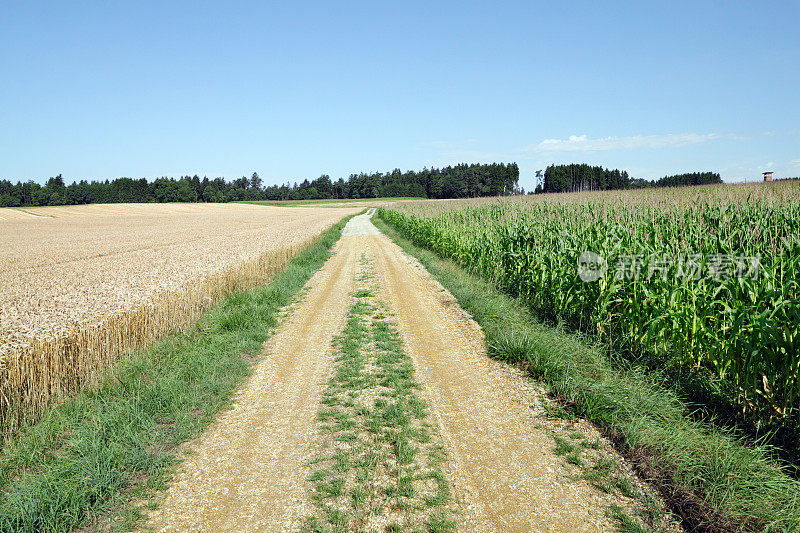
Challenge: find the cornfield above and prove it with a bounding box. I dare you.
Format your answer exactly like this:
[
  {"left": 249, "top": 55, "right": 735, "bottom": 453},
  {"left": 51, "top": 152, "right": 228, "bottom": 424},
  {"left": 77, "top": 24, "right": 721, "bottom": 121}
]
[
  {"left": 0, "top": 203, "right": 360, "bottom": 435},
  {"left": 381, "top": 182, "right": 800, "bottom": 428}
]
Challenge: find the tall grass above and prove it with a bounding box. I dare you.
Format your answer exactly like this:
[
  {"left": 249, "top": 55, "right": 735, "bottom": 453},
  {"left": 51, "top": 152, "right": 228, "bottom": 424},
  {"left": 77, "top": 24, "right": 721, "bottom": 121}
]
[{"left": 381, "top": 182, "right": 800, "bottom": 432}]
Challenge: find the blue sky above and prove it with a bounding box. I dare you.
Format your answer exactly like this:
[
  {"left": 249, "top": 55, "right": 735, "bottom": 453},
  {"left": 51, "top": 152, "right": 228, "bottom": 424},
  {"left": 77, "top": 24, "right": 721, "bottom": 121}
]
[{"left": 2, "top": 1, "right": 798, "bottom": 191}]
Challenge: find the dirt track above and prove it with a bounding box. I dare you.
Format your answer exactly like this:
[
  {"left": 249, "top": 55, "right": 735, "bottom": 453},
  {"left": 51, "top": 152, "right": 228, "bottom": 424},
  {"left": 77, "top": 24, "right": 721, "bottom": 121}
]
[{"left": 144, "top": 211, "right": 644, "bottom": 531}]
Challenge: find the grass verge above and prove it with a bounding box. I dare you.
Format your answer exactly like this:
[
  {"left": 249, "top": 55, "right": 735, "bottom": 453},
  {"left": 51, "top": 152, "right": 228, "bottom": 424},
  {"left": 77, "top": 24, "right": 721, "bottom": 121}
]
[
  {"left": 0, "top": 213, "right": 358, "bottom": 532},
  {"left": 374, "top": 212, "right": 800, "bottom": 533}
]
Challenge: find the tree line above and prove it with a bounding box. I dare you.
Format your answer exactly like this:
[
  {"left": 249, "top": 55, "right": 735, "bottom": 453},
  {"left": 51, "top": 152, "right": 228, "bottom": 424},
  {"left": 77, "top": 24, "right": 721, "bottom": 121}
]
[
  {"left": 0, "top": 163, "right": 520, "bottom": 207},
  {"left": 641, "top": 171, "right": 723, "bottom": 188},
  {"left": 536, "top": 164, "right": 722, "bottom": 194}
]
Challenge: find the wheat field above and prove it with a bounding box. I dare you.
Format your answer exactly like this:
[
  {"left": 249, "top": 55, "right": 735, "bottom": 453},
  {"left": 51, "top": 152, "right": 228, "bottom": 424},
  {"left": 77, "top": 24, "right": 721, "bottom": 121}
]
[{"left": 0, "top": 203, "right": 360, "bottom": 434}]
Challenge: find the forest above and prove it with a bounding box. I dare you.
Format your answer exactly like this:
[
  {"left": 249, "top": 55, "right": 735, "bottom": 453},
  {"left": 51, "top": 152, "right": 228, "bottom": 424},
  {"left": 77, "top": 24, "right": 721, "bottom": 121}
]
[
  {"left": 647, "top": 171, "right": 724, "bottom": 188},
  {"left": 538, "top": 164, "right": 723, "bottom": 193},
  {"left": 0, "top": 163, "right": 520, "bottom": 207}
]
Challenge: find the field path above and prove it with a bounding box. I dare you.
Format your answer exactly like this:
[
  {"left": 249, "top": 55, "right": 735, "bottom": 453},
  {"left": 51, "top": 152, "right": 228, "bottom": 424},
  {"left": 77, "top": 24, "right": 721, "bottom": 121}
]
[
  {"left": 145, "top": 211, "right": 622, "bottom": 531},
  {"left": 364, "top": 218, "right": 617, "bottom": 532},
  {"left": 145, "top": 225, "right": 361, "bottom": 531}
]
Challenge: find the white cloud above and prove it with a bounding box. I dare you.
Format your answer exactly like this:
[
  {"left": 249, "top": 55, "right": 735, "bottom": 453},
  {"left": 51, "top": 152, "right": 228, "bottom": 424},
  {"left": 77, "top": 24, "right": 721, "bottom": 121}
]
[
  {"left": 792, "top": 159, "right": 800, "bottom": 167},
  {"left": 525, "top": 133, "right": 723, "bottom": 153}
]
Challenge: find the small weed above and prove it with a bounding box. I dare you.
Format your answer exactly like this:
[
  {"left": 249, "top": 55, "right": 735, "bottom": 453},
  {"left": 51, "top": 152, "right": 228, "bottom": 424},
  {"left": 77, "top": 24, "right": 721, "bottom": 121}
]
[
  {"left": 616, "top": 477, "right": 638, "bottom": 499},
  {"left": 566, "top": 452, "right": 584, "bottom": 466},
  {"left": 543, "top": 403, "right": 575, "bottom": 421},
  {"left": 581, "top": 437, "right": 602, "bottom": 449},
  {"left": 554, "top": 436, "right": 575, "bottom": 455},
  {"left": 637, "top": 492, "right": 664, "bottom": 527},
  {"left": 315, "top": 477, "right": 345, "bottom": 499},
  {"left": 607, "top": 505, "right": 653, "bottom": 533},
  {"left": 582, "top": 457, "right": 616, "bottom": 492},
  {"left": 427, "top": 510, "right": 458, "bottom": 533}
]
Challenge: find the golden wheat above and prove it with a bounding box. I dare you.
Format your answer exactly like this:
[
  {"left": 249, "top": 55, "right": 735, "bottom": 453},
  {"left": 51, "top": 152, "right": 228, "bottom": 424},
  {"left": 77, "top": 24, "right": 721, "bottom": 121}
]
[{"left": 0, "top": 203, "right": 360, "bottom": 434}]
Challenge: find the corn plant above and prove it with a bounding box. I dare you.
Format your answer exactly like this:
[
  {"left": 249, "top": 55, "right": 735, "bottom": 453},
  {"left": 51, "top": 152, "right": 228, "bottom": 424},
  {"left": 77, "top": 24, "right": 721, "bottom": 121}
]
[{"left": 382, "top": 181, "right": 800, "bottom": 429}]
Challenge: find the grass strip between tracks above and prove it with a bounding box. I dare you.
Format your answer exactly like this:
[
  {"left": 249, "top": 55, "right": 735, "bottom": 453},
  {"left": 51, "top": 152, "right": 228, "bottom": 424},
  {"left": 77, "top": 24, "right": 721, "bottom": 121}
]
[
  {"left": 374, "top": 212, "right": 800, "bottom": 533},
  {"left": 0, "top": 212, "right": 360, "bottom": 532},
  {"left": 304, "top": 254, "right": 455, "bottom": 532}
]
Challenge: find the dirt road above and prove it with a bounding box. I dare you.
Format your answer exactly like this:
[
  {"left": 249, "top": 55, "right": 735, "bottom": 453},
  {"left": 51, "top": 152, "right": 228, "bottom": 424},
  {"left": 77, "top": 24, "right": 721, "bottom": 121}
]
[{"left": 145, "top": 211, "right": 644, "bottom": 531}]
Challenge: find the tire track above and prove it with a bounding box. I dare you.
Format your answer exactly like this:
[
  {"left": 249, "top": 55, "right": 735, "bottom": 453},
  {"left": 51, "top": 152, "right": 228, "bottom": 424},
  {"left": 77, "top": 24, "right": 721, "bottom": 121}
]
[
  {"left": 145, "top": 232, "right": 359, "bottom": 531},
  {"left": 365, "top": 220, "right": 625, "bottom": 532}
]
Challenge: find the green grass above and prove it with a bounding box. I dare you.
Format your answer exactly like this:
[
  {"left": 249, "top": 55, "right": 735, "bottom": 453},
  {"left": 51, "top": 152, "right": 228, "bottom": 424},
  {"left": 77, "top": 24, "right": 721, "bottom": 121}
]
[
  {"left": 550, "top": 425, "right": 669, "bottom": 529},
  {"left": 553, "top": 436, "right": 575, "bottom": 456},
  {"left": 241, "top": 196, "right": 423, "bottom": 207},
  {"left": 0, "top": 213, "right": 358, "bottom": 533},
  {"left": 374, "top": 212, "right": 800, "bottom": 533},
  {"left": 305, "top": 260, "right": 454, "bottom": 532},
  {"left": 353, "top": 289, "right": 373, "bottom": 298},
  {"left": 607, "top": 505, "right": 656, "bottom": 533}
]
